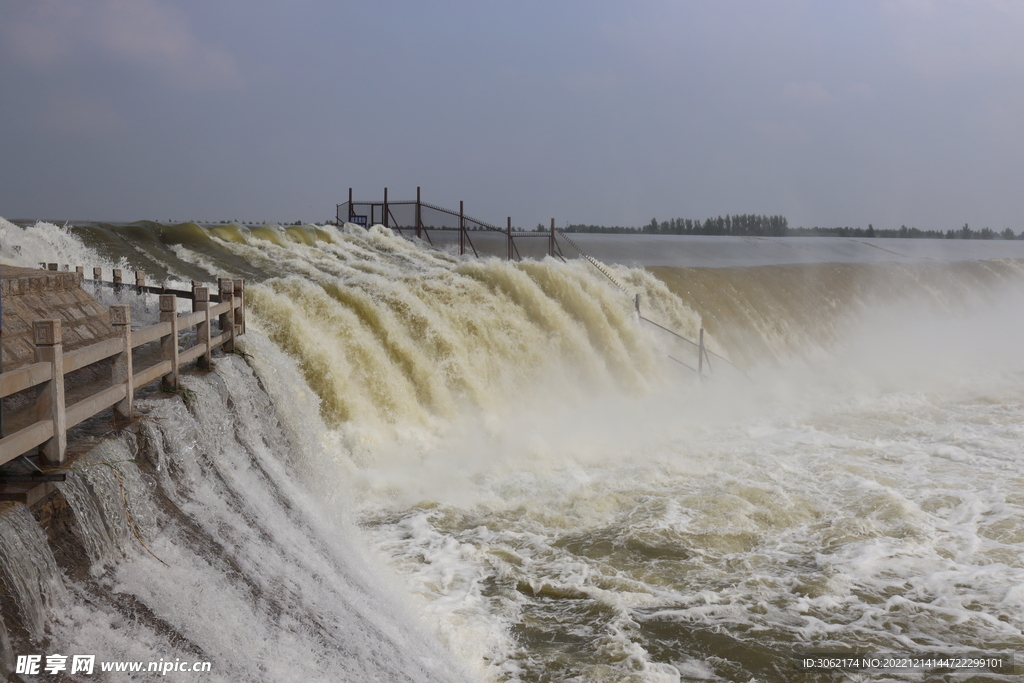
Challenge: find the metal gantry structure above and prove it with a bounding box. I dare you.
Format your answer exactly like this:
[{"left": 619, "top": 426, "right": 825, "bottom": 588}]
[
  {"left": 337, "top": 187, "right": 746, "bottom": 383},
  {"left": 336, "top": 187, "right": 565, "bottom": 261}
]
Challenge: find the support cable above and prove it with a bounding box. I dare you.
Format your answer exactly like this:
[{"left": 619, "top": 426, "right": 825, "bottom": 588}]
[
  {"left": 555, "top": 230, "right": 749, "bottom": 379},
  {"left": 555, "top": 230, "right": 630, "bottom": 294}
]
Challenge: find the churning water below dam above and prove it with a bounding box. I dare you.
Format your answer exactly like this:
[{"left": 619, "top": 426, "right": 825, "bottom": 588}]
[{"left": 2, "top": 218, "right": 1024, "bottom": 682}]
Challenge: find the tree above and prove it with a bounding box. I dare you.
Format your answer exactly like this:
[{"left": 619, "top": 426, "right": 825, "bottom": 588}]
[{"left": 1001, "top": 227, "right": 1016, "bottom": 240}]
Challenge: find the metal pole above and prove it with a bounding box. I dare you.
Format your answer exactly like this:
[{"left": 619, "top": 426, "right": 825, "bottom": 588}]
[
  {"left": 416, "top": 186, "right": 422, "bottom": 239},
  {"left": 459, "top": 200, "right": 465, "bottom": 255},
  {"left": 549, "top": 218, "right": 555, "bottom": 257},
  {"left": 698, "top": 328, "right": 705, "bottom": 378},
  {"left": 348, "top": 187, "right": 353, "bottom": 223},
  {"left": 635, "top": 293, "right": 640, "bottom": 316},
  {"left": 507, "top": 217, "right": 512, "bottom": 261},
  {"left": 384, "top": 187, "right": 389, "bottom": 228}
]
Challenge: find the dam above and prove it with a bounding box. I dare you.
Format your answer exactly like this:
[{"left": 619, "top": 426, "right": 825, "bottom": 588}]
[{"left": 2, "top": 217, "right": 1024, "bottom": 681}]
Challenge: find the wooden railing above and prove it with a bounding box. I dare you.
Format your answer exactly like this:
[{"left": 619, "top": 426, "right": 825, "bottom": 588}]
[{"left": 0, "top": 277, "right": 246, "bottom": 468}]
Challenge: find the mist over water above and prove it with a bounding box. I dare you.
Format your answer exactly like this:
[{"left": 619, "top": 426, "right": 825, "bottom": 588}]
[{"left": 3, "top": 218, "right": 1024, "bottom": 681}]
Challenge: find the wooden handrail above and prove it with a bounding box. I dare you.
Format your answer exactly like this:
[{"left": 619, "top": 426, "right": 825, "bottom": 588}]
[
  {"left": 0, "top": 421, "right": 55, "bottom": 467},
  {"left": 0, "top": 362, "right": 52, "bottom": 399},
  {"left": 64, "top": 336, "right": 125, "bottom": 374},
  {"left": 132, "top": 321, "right": 173, "bottom": 348},
  {"left": 0, "top": 275, "right": 246, "bottom": 468}
]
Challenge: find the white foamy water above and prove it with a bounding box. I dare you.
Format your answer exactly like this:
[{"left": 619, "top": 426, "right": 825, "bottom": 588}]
[{"left": 2, "top": 219, "right": 1024, "bottom": 681}]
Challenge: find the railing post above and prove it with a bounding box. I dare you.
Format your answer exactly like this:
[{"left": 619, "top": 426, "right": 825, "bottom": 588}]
[
  {"left": 549, "top": 218, "right": 556, "bottom": 257},
  {"left": 135, "top": 270, "right": 145, "bottom": 293},
  {"left": 635, "top": 293, "right": 641, "bottom": 316},
  {"left": 459, "top": 201, "right": 465, "bottom": 255},
  {"left": 93, "top": 267, "right": 101, "bottom": 281},
  {"left": 110, "top": 304, "right": 133, "bottom": 424},
  {"left": 233, "top": 279, "right": 245, "bottom": 337},
  {"left": 113, "top": 268, "right": 123, "bottom": 286},
  {"left": 47, "top": 263, "right": 57, "bottom": 271},
  {"left": 507, "top": 217, "right": 512, "bottom": 261},
  {"left": 75, "top": 266, "right": 84, "bottom": 276},
  {"left": 34, "top": 320, "right": 66, "bottom": 466},
  {"left": 195, "top": 286, "right": 211, "bottom": 369},
  {"left": 218, "top": 278, "right": 234, "bottom": 353},
  {"left": 698, "top": 328, "right": 705, "bottom": 379},
  {"left": 160, "top": 295, "right": 179, "bottom": 390}
]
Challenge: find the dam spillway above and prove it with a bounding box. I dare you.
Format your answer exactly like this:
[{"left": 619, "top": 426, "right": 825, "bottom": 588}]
[{"left": 2, "top": 217, "right": 1024, "bottom": 681}]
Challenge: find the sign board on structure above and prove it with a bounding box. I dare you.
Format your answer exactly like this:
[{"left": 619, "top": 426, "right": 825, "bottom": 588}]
[{"left": 349, "top": 215, "right": 368, "bottom": 227}]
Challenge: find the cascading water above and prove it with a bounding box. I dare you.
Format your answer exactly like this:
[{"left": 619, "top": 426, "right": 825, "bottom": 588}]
[
  {"left": 0, "top": 505, "right": 69, "bottom": 644},
  {"left": 2, "top": 217, "right": 1024, "bottom": 681}
]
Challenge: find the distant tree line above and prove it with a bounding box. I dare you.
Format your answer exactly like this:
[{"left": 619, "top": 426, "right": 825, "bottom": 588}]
[
  {"left": 560, "top": 217, "right": 1021, "bottom": 240},
  {"left": 563, "top": 214, "right": 789, "bottom": 236},
  {"left": 789, "top": 223, "right": 1020, "bottom": 239}
]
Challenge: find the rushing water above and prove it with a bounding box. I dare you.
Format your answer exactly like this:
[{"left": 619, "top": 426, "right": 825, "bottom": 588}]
[{"left": 2, "top": 218, "right": 1024, "bottom": 682}]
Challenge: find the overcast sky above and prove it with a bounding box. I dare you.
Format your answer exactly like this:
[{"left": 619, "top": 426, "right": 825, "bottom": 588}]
[{"left": 2, "top": 0, "right": 1023, "bottom": 230}]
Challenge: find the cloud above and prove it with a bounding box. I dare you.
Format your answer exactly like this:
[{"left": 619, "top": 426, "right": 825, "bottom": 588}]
[
  {"left": 3, "top": 0, "right": 240, "bottom": 90},
  {"left": 783, "top": 81, "right": 834, "bottom": 105},
  {"left": 880, "top": 0, "right": 1024, "bottom": 76},
  {"left": 754, "top": 119, "right": 811, "bottom": 146},
  {"left": 36, "top": 92, "right": 126, "bottom": 136}
]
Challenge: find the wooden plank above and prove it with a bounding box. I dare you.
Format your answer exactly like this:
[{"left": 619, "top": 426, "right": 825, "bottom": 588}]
[
  {"left": 160, "top": 295, "right": 180, "bottom": 391},
  {"left": 179, "top": 343, "right": 208, "bottom": 365},
  {"left": 178, "top": 310, "right": 206, "bottom": 328},
  {"left": 133, "top": 360, "right": 172, "bottom": 388},
  {"left": 209, "top": 300, "right": 231, "bottom": 316},
  {"left": 0, "top": 482, "right": 56, "bottom": 505},
  {"left": 65, "top": 384, "right": 127, "bottom": 428},
  {"left": 132, "top": 321, "right": 172, "bottom": 347},
  {"left": 88, "top": 280, "right": 193, "bottom": 297},
  {"left": 63, "top": 336, "right": 125, "bottom": 373},
  {"left": 0, "top": 362, "right": 52, "bottom": 397},
  {"left": 0, "top": 421, "right": 55, "bottom": 466},
  {"left": 209, "top": 333, "right": 227, "bottom": 350}
]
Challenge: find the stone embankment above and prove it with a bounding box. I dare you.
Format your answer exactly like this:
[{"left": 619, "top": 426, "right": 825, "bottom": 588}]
[{"left": 1, "top": 265, "right": 115, "bottom": 371}]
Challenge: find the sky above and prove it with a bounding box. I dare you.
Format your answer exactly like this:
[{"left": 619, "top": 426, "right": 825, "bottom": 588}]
[{"left": 1, "top": 0, "right": 1023, "bottom": 230}]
